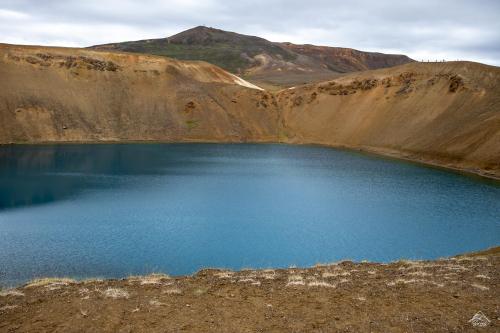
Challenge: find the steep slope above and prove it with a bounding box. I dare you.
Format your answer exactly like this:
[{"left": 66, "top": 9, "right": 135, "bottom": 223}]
[
  {"left": 91, "top": 26, "right": 414, "bottom": 88},
  {"left": 277, "top": 61, "right": 500, "bottom": 178},
  {"left": 0, "top": 43, "right": 499, "bottom": 179},
  {"left": 0, "top": 43, "right": 276, "bottom": 144}
]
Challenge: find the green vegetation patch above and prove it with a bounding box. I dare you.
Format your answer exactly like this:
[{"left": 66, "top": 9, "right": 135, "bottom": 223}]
[{"left": 185, "top": 119, "right": 200, "bottom": 130}]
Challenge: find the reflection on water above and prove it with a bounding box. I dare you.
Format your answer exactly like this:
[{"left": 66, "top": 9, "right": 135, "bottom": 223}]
[
  {"left": 0, "top": 143, "right": 499, "bottom": 287},
  {"left": 0, "top": 145, "right": 176, "bottom": 209}
]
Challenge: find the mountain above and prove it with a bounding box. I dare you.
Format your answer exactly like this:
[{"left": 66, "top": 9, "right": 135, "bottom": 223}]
[
  {"left": 90, "top": 26, "right": 414, "bottom": 88},
  {"left": 1, "top": 43, "right": 499, "bottom": 178}
]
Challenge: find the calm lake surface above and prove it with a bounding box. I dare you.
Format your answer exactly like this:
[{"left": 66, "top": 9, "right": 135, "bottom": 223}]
[{"left": 0, "top": 144, "right": 499, "bottom": 286}]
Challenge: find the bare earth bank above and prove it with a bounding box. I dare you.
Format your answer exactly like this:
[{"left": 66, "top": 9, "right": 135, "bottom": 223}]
[{"left": 1, "top": 248, "right": 498, "bottom": 332}]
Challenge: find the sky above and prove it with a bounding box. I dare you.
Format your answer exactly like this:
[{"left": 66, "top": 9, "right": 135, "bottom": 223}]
[{"left": 0, "top": 0, "right": 499, "bottom": 66}]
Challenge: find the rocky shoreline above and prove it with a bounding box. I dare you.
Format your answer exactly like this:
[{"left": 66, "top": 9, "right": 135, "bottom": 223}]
[{"left": 1, "top": 247, "right": 498, "bottom": 332}]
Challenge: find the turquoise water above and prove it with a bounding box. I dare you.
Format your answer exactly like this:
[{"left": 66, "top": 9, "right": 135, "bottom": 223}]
[{"left": 0, "top": 144, "right": 499, "bottom": 286}]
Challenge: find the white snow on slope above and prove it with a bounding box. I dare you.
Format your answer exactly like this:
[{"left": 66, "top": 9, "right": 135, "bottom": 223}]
[{"left": 230, "top": 73, "right": 264, "bottom": 90}]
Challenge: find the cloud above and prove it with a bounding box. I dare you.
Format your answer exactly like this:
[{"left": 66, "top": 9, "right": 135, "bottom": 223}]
[{"left": 0, "top": 0, "right": 498, "bottom": 65}]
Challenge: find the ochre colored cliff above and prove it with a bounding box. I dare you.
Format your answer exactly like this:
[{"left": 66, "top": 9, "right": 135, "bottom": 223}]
[
  {"left": 0, "top": 44, "right": 499, "bottom": 178},
  {"left": 0, "top": 44, "right": 276, "bottom": 144},
  {"left": 277, "top": 62, "right": 500, "bottom": 178}
]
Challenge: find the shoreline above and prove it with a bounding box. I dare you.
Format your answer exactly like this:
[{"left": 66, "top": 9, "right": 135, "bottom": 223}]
[
  {"left": 1, "top": 246, "right": 498, "bottom": 332},
  {"left": 2, "top": 139, "right": 499, "bottom": 182},
  {"left": 2, "top": 246, "right": 498, "bottom": 289}
]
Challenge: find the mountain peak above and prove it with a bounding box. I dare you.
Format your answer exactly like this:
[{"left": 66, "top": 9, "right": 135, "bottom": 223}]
[
  {"left": 167, "top": 26, "right": 266, "bottom": 45},
  {"left": 91, "top": 26, "right": 414, "bottom": 88}
]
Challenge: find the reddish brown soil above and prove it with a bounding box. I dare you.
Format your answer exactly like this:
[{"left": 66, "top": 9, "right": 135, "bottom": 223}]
[{"left": 1, "top": 248, "right": 498, "bottom": 332}]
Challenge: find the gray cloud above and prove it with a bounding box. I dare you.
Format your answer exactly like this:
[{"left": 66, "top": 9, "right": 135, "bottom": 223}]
[{"left": 0, "top": 0, "right": 499, "bottom": 65}]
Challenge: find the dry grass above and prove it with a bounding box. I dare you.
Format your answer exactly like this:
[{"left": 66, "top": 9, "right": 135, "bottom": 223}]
[
  {"left": 214, "top": 271, "right": 234, "bottom": 279},
  {"left": 471, "top": 283, "right": 489, "bottom": 291},
  {"left": 162, "top": 287, "right": 182, "bottom": 295},
  {"left": 128, "top": 273, "right": 170, "bottom": 285},
  {"left": 238, "top": 278, "right": 261, "bottom": 286},
  {"left": 0, "top": 305, "right": 18, "bottom": 312},
  {"left": 407, "top": 271, "right": 432, "bottom": 277},
  {"left": 103, "top": 288, "right": 129, "bottom": 299},
  {"left": 307, "top": 280, "right": 336, "bottom": 288},
  {"left": 286, "top": 274, "right": 306, "bottom": 287},
  {"left": 286, "top": 280, "right": 305, "bottom": 287},
  {"left": 287, "top": 274, "right": 303, "bottom": 282},
  {"left": 0, "top": 289, "right": 25, "bottom": 297},
  {"left": 149, "top": 299, "right": 165, "bottom": 307},
  {"left": 82, "top": 278, "right": 104, "bottom": 284},
  {"left": 259, "top": 269, "right": 277, "bottom": 280},
  {"left": 25, "top": 278, "right": 76, "bottom": 288},
  {"left": 321, "top": 272, "right": 337, "bottom": 278},
  {"left": 443, "top": 264, "right": 469, "bottom": 272},
  {"left": 387, "top": 278, "right": 444, "bottom": 288}
]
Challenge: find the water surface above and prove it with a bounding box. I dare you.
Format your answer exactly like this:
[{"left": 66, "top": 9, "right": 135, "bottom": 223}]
[{"left": 0, "top": 144, "right": 499, "bottom": 286}]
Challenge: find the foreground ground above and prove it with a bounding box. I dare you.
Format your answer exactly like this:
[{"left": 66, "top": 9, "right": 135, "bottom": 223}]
[{"left": 1, "top": 248, "right": 498, "bottom": 332}]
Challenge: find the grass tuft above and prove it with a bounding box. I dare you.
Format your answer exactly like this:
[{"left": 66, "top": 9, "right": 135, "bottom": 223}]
[
  {"left": 0, "top": 289, "right": 25, "bottom": 297},
  {"left": 128, "top": 273, "right": 171, "bottom": 285},
  {"left": 103, "top": 288, "right": 129, "bottom": 299},
  {"left": 25, "top": 278, "right": 76, "bottom": 288}
]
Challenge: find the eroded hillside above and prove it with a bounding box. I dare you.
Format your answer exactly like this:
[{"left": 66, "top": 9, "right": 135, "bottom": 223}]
[
  {"left": 0, "top": 44, "right": 499, "bottom": 178},
  {"left": 0, "top": 44, "right": 277, "bottom": 144},
  {"left": 277, "top": 62, "right": 500, "bottom": 178}
]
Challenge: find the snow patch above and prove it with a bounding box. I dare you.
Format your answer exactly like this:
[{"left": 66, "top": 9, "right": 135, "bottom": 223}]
[{"left": 230, "top": 74, "right": 264, "bottom": 90}]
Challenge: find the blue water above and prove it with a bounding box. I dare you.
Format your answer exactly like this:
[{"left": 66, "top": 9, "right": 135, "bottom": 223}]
[{"left": 0, "top": 144, "right": 499, "bottom": 286}]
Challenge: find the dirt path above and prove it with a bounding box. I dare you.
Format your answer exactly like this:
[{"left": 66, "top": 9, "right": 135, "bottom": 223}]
[{"left": 1, "top": 249, "right": 498, "bottom": 332}]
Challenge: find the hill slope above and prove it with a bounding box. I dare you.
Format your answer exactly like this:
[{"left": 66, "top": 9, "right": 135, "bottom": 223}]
[
  {"left": 277, "top": 61, "right": 500, "bottom": 177},
  {"left": 91, "top": 26, "right": 414, "bottom": 88},
  {"left": 0, "top": 43, "right": 498, "bottom": 178},
  {"left": 0, "top": 43, "right": 276, "bottom": 144}
]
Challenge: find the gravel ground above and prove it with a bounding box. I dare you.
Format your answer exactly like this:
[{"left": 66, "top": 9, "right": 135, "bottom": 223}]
[{"left": 1, "top": 248, "right": 498, "bottom": 332}]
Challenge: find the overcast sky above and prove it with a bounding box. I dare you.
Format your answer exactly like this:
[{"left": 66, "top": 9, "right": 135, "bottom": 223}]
[{"left": 1, "top": 0, "right": 499, "bottom": 65}]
